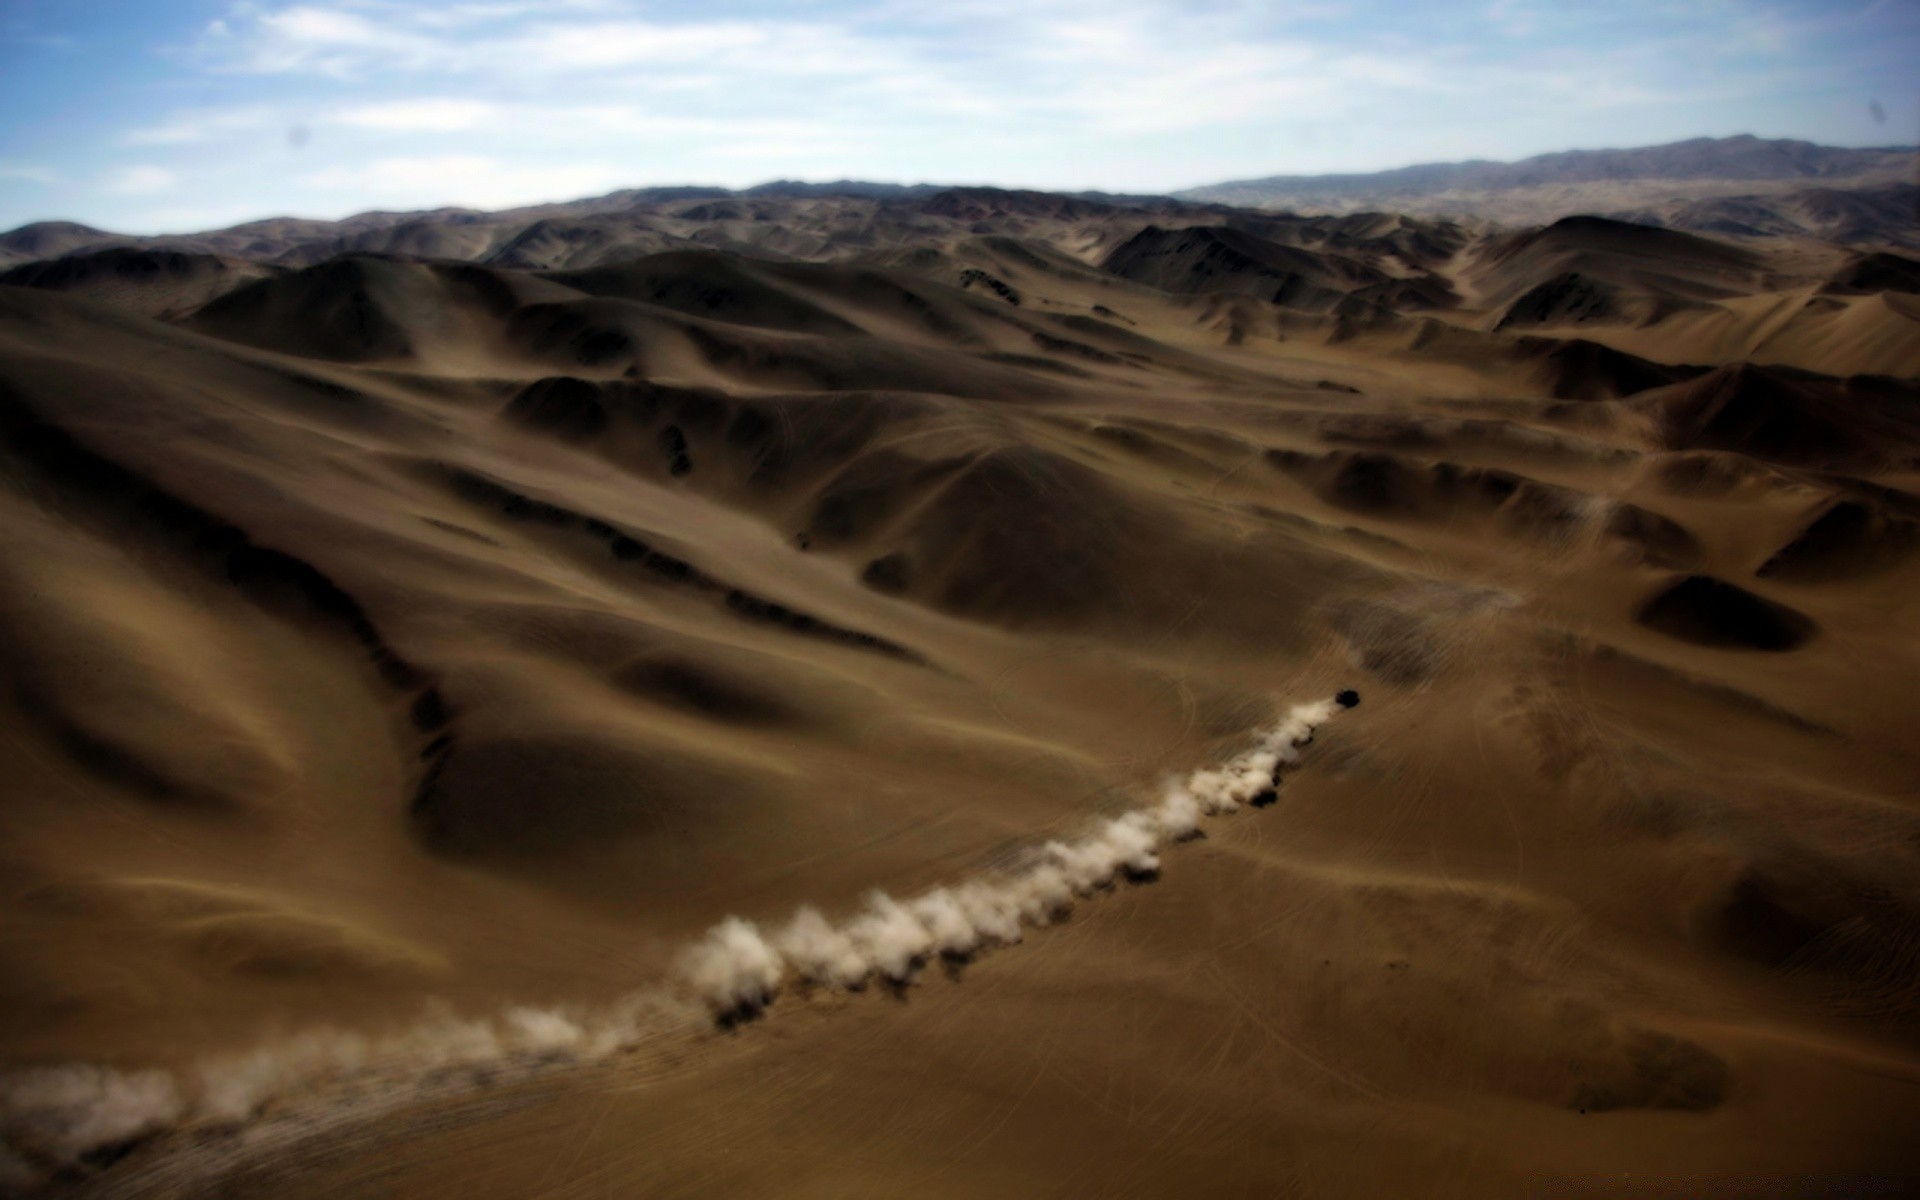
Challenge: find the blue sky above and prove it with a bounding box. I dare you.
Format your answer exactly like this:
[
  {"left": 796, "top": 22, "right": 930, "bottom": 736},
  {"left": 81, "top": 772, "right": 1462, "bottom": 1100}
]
[{"left": 1, "top": 0, "right": 1913, "bottom": 233}]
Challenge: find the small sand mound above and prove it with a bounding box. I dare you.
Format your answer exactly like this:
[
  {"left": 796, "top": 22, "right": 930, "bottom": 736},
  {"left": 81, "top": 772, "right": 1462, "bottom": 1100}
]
[
  {"left": 186, "top": 257, "right": 435, "bottom": 362},
  {"left": 20, "top": 877, "right": 445, "bottom": 984},
  {"left": 681, "top": 322, "right": 1058, "bottom": 400},
  {"left": 1647, "top": 450, "right": 1795, "bottom": 496},
  {"left": 1564, "top": 1024, "right": 1730, "bottom": 1113},
  {"left": 501, "top": 376, "right": 610, "bottom": 441},
  {"left": 541, "top": 253, "right": 867, "bottom": 337},
  {"left": 1515, "top": 335, "right": 1704, "bottom": 400},
  {"left": 608, "top": 655, "right": 801, "bottom": 726},
  {"left": 1708, "top": 853, "right": 1920, "bottom": 1016},
  {"left": 1820, "top": 251, "right": 1920, "bottom": 296},
  {"left": 409, "top": 726, "right": 773, "bottom": 859},
  {"left": 875, "top": 447, "right": 1136, "bottom": 623},
  {"left": 1477, "top": 214, "right": 1765, "bottom": 309},
  {"left": 1100, "top": 224, "right": 1390, "bottom": 314},
  {"left": 505, "top": 299, "right": 645, "bottom": 369},
  {"left": 1496, "top": 271, "right": 1620, "bottom": 329},
  {"left": 1757, "top": 499, "right": 1919, "bottom": 582},
  {"left": 1637, "top": 363, "right": 1920, "bottom": 468},
  {"left": 1604, "top": 504, "right": 1704, "bottom": 569},
  {"left": 1634, "top": 574, "right": 1815, "bottom": 651},
  {"left": 0, "top": 247, "right": 271, "bottom": 319},
  {"left": 1085, "top": 423, "right": 1217, "bottom": 473},
  {"left": 1269, "top": 447, "right": 1589, "bottom": 539},
  {"left": 804, "top": 451, "right": 976, "bottom": 548},
  {"left": 178, "top": 911, "right": 444, "bottom": 981}
]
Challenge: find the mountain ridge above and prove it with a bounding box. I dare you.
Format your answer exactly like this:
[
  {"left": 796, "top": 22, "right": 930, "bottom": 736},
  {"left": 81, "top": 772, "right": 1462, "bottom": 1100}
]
[
  {"left": 3, "top": 137, "right": 1915, "bottom": 275},
  {"left": 1182, "top": 135, "right": 1913, "bottom": 198},
  {"left": 1176, "top": 135, "right": 1917, "bottom": 245}
]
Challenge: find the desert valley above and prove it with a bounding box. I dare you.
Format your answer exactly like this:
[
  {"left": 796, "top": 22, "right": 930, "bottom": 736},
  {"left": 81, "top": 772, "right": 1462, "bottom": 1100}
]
[{"left": 1, "top": 135, "right": 1919, "bottom": 1196}]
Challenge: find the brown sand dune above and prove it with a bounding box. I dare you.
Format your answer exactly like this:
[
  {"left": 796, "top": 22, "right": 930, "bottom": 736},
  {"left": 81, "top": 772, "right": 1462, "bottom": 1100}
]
[
  {"left": 1515, "top": 335, "right": 1708, "bottom": 400},
  {"left": 2, "top": 185, "right": 1919, "bottom": 1198},
  {"left": 539, "top": 253, "right": 873, "bottom": 337},
  {"left": 1822, "top": 250, "right": 1920, "bottom": 296},
  {"left": 0, "top": 223, "right": 132, "bottom": 271},
  {"left": 1636, "top": 363, "right": 1920, "bottom": 468},
  {"left": 1756, "top": 497, "right": 1920, "bottom": 583},
  {"left": 0, "top": 248, "right": 278, "bottom": 321},
  {"left": 1100, "top": 224, "right": 1433, "bottom": 315},
  {"left": 1470, "top": 216, "right": 1770, "bottom": 316}
]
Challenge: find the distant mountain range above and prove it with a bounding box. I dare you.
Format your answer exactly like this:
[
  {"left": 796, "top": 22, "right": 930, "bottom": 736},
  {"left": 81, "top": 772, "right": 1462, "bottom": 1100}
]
[
  {"left": 1183, "top": 136, "right": 1912, "bottom": 200},
  {"left": 1177, "top": 135, "right": 1917, "bottom": 245},
  {"left": 1, "top": 136, "right": 1913, "bottom": 273}
]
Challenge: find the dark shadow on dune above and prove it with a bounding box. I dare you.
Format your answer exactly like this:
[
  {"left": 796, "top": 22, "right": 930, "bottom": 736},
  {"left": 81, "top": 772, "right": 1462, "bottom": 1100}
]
[
  {"left": 1, "top": 378, "right": 441, "bottom": 687},
  {"left": 508, "top": 302, "right": 640, "bottom": 368},
  {"left": 1605, "top": 504, "right": 1704, "bottom": 570},
  {"left": 1570, "top": 638, "right": 1831, "bottom": 734},
  {"left": 187, "top": 257, "right": 417, "bottom": 362},
  {"left": 660, "top": 424, "right": 692, "bottom": 475},
  {"left": 502, "top": 376, "right": 610, "bottom": 441},
  {"left": 1516, "top": 336, "right": 1706, "bottom": 401},
  {"left": 1758, "top": 500, "right": 1918, "bottom": 583},
  {"left": 1567, "top": 1026, "right": 1730, "bottom": 1113},
  {"left": 11, "top": 682, "right": 232, "bottom": 811},
  {"left": 609, "top": 656, "right": 798, "bottom": 726},
  {"left": 1706, "top": 852, "right": 1920, "bottom": 1031},
  {"left": 437, "top": 466, "right": 924, "bottom": 663},
  {"left": 1634, "top": 575, "right": 1815, "bottom": 651},
  {"left": 0, "top": 384, "right": 453, "bottom": 802},
  {"left": 1640, "top": 364, "right": 1920, "bottom": 469}
]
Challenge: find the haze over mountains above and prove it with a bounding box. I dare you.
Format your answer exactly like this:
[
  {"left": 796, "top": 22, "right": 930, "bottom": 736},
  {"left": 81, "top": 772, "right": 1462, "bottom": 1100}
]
[
  {"left": 3, "top": 136, "right": 1914, "bottom": 274},
  {"left": 2, "top": 129, "right": 1919, "bottom": 1197},
  {"left": 1184, "top": 135, "right": 1919, "bottom": 246}
]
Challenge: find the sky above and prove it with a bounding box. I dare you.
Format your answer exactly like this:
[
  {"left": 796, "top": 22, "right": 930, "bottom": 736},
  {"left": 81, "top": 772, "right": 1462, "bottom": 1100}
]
[{"left": 0, "top": 0, "right": 1914, "bottom": 233}]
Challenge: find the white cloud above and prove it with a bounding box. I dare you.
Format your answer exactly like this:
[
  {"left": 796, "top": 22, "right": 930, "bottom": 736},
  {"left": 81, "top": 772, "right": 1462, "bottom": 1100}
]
[
  {"left": 264, "top": 6, "right": 393, "bottom": 48},
  {"left": 322, "top": 99, "right": 840, "bottom": 144},
  {"left": 1484, "top": 0, "right": 1540, "bottom": 38},
  {"left": 379, "top": 0, "right": 630, "bottom": 29},
  {"left": 124, "top": 106, "right": 276, "bottom": 146},
  {"left": 296, "top": 154, "right": 630, "bottom": 208},
  {"left": 503, "top": 20, "right": 767, "bottom": 70},
  {"left": 184, "top": 0, "right": 1721, "bottom": 147},
  {"left": 0, "top": 165, "right": 60, "bottom": 185},
  {"left": 202, "top": 4, "right": 919, "bottom": 87},
  {"left": 31, "top": 0, "right": 1898, "bottom": 234},
  {"left": 222, "top": 4, "right": 441, "bottom": 76},
  {"left": 106, "top": 166, "right": 180, "bottom": 195},
  {"left": 332, "top": 98, "right": 498, "bottom": 131},
  {"left": 157, "top": 1, "right": 1719, "bottom": 194}
]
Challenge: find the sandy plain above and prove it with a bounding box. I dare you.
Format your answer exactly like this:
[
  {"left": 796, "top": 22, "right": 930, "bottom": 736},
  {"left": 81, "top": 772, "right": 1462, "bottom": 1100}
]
[{"left": 2, "top": 192, "right": 1918, "bottom": 1196}]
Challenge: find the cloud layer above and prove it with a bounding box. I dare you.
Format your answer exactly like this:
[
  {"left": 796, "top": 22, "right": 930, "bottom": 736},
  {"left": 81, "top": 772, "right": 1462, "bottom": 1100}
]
[{"left": 0, "top": 0, "right": 1911, "bottom": 230}]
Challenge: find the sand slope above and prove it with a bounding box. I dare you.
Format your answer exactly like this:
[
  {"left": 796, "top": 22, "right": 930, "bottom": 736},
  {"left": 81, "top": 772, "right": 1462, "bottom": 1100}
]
[{"left": 2, "top": 191, "right": 1919, "bottom": 1197}]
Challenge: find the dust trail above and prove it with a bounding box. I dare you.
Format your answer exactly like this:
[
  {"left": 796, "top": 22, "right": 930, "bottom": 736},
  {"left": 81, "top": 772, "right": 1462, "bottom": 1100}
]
[
  {"left": 0, "top": 692, "right": 1355, "bottom": 1193},
  {"left": 679, "top": 693, "right": 1357, "bottom": 1018},
  {"left": 0, "top": 993, "right": 699, "bottom": 1197}
]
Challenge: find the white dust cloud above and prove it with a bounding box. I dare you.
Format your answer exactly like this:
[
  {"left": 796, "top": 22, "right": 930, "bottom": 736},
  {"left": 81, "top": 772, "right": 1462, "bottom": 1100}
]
[
  {"left": 0, "top": 693, "right": 1353, "bottom": 1187},
  {"left": 677, "top": 696, "right": 1349, "bottom": 1017},
  {"left": 0, "top": 996, "right": 694, "bottom": 1190}
]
